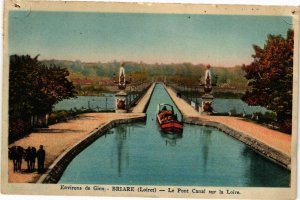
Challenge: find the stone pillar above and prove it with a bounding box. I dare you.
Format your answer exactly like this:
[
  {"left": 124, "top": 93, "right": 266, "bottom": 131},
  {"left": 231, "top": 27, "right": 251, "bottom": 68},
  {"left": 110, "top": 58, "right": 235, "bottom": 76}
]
[
  {"left": 201, "top": 93, "right": 214, "bottom": 115},
  {"left": 115, "top": 91, "right": 128, "bottom": 113}
]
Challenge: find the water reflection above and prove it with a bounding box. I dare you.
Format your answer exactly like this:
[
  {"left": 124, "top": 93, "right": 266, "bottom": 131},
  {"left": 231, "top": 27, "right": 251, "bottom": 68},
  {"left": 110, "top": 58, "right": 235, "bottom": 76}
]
[
  {"left": 241, "top": 147, "right": 290, "bottom": 187},
  {"left": 160, "top": 132, "right": 183, "bottom": 146},
  {"left": 114, "top": 126, "right": 127, "bottom": 177},
  {"left": 200, "top": 128, "right": 212, "bottom": 172},
  {"left": 112, "top": 125, "right": 149, "bottom": 178}
]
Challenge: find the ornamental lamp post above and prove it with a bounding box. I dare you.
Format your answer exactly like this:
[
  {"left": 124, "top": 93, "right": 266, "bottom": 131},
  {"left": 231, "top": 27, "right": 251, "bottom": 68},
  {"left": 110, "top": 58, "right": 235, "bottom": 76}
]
[
  {"left": 200, "top": 64, "right": 214, "bottom": 115},
  {"left": 114, "top": 62, "right": 130, "bottom": 113}
]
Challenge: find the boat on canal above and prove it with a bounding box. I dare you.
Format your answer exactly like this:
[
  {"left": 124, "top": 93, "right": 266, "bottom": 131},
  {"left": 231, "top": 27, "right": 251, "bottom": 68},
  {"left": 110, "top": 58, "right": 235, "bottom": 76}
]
[{"left": 156, "top": 103, "right": 183, "bottom": 133}]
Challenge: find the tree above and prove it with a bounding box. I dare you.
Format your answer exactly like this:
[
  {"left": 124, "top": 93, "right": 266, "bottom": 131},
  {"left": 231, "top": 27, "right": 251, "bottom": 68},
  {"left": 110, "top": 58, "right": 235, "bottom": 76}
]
[
  {"left": 242, "top": 29, "right": 293, "bottom": 133},
  {"left": 9, "top": 55, "right": 77, "bottom": 142},
  {"left": 33, "top": 65, "right": 77, "bottom": 114}
]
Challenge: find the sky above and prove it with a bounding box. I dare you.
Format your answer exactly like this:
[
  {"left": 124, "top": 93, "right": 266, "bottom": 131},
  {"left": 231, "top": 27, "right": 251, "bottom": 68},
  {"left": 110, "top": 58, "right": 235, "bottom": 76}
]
[{"left": 9, "top": 11, "right": 292, "bottom": 67}]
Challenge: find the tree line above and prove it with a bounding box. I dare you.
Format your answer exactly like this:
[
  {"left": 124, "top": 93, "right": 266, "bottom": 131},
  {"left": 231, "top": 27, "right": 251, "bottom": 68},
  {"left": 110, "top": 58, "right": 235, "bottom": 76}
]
[
  {"left": 9, "top": 55, "right": 77, "bottom": 143},
  {"left": 41, "top": 60, "right": 248, "bottom": 90}
]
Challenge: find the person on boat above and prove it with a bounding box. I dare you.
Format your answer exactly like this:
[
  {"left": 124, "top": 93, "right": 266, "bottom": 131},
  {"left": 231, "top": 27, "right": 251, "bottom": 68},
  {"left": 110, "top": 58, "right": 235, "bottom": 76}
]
[
  {"left": 174, "top": 114, "right": 178, "bottom": 120},
  {"left": 159, "top": 106, "right": 167, "bottom": 116}
]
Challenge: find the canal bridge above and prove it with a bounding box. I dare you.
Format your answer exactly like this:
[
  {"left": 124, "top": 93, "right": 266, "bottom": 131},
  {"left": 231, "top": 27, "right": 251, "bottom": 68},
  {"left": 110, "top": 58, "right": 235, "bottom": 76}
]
[{"left": 7, "top": 82, "right": 291, "bottom": 186}]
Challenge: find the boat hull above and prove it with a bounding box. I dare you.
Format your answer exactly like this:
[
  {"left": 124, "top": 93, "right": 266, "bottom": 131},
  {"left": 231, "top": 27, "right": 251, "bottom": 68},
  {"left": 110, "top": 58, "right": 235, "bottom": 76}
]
[{"left": 157, "top": 115, "right": 183, "bottom": 133}]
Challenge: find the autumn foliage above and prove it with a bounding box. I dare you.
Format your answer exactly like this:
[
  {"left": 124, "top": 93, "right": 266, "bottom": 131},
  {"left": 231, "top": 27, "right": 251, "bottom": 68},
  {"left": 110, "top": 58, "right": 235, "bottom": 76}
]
[{"left": 242, "top": 29, "right": 294, "bottom": 133}]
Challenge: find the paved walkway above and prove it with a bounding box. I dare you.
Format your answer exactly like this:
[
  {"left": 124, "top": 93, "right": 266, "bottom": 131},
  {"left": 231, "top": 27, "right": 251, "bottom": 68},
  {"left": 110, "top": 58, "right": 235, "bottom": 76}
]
[
  {"left": 166, "top": 86, "right": 291, "bottom": 157},
  {"left": 8, "top": 113, "right": 144, "bottom": 183},
  {"left": 167, "top": 85, "right": 200, "bottom": 117},
  {"left": 131, "top": 83, "right": 155, "bottom": 113}
]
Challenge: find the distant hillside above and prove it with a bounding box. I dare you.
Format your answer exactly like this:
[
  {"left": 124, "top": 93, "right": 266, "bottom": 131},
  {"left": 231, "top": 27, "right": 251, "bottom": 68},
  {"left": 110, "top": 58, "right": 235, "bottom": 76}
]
[{"left": 41, "top": 59, "right": 248, "bottom": 90}]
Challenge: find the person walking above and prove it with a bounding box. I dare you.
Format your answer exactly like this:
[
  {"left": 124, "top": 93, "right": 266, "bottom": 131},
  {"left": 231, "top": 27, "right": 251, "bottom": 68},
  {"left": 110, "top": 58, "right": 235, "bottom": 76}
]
[
  {"left": 25, "top": 146, "right": 31, "bottom": 172},
  {"left": 37, "top": 145, "right": 45, "bottom": 174},
  {"left": 30, "top": 147, "right": 37, "bottom": 171},
  {"left": 8, "top": 146, "right": 17, "bottom": 172},
  {"left": 16, "top": 146, "right": 24, "bottom": 172}
]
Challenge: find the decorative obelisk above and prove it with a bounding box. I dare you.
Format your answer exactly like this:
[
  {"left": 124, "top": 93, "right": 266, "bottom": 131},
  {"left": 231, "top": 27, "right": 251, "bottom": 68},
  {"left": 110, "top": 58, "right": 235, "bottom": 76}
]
[
  {"left": 115, "top": 62, "right": 129, "bottom": 113},
  {"left": 201, "top": 65, "right": 214, "bottom": 114}
]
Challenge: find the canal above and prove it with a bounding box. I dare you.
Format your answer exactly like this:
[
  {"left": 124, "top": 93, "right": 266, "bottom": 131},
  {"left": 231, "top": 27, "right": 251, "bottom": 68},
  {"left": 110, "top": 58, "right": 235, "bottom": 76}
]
[{"left": 59, "top": 83, "right": 290, "bottom": 187}]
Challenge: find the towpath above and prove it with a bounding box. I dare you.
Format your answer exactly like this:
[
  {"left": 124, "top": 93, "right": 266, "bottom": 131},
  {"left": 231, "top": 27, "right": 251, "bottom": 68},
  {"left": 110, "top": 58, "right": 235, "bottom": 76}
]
[
  {"left": 8, "top": 113, "right": 145, "bottom": 183},
  {"left": 131, "top": 83, "right": 155, "bottom": 113},
  {"left": 166, "top": 86, "right": 291, "bottom": 158}
]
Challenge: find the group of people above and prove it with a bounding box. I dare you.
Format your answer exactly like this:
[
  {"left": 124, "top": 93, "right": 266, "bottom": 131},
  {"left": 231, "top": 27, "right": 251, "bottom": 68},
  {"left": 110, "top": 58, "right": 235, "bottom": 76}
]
[{"left": 9, "top": 145, "right": 46, "bottom": 174}]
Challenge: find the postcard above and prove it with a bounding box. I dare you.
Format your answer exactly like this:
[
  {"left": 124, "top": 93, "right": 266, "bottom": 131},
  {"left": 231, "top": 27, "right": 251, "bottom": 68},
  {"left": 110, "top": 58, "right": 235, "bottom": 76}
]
[{"left": 1, "top": 1, "right": 299, "bottom": 199}]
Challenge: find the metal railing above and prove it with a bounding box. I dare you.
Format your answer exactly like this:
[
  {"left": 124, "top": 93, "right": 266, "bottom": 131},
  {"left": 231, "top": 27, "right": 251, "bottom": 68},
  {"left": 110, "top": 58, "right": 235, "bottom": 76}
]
[
  {"left": 126, "top": 82, "right": 152, "bottom": 109},
  {"left": 167, "top": 82, "right": 202, "bottom": 112}
]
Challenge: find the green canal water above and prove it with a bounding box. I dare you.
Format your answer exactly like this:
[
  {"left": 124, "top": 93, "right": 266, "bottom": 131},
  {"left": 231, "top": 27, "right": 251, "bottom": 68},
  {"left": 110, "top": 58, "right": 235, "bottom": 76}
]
[{"left": 59, "top": 84, "right": 290, "bottom": 187}]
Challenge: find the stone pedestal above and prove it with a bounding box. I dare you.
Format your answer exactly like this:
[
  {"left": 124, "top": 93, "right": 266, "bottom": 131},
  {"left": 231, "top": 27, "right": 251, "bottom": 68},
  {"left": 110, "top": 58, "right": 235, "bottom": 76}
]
[
  {"left": 115, "top": 91, "right": 128, "bottom": 113},
  {"left": 201, "top": 93, "right": 214, "bottom": 115}
]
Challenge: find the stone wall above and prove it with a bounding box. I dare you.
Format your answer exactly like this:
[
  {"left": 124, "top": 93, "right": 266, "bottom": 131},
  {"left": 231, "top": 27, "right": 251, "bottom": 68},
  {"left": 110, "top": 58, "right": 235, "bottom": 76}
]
[{"left": 37, "top": 115, "right": 146, "bottom": 184}]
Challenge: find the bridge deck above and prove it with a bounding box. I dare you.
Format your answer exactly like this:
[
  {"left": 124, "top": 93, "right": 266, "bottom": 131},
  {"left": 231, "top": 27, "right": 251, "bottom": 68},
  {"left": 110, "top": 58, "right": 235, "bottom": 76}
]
[{"left": 131, "top": 83, "right": 155, "bottom": 113}]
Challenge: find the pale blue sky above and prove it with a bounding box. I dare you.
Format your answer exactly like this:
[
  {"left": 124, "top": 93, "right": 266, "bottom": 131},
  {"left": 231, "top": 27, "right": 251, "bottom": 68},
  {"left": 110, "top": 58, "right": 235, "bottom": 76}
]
[{"left": 9, "top": 11, "right": 292, "bottom": 67}]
